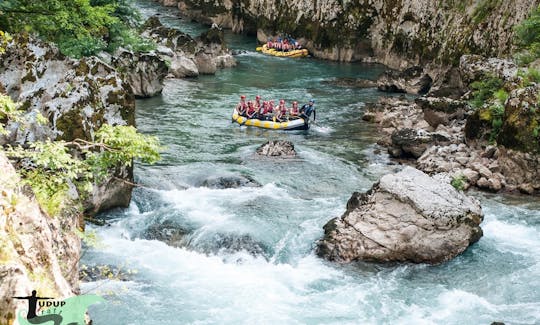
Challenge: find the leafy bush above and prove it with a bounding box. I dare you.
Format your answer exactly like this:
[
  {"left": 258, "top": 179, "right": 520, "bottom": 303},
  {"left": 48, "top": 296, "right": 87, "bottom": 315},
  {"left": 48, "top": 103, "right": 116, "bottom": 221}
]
[
  {"left": 469, "top": 76, "right": 504, "bottom": 108},
  {"left": 451, "top": 175, "right": 467, "bottom": 191},
  {"left": 514, "top": 5, "right": 540, "bottom": 65}
]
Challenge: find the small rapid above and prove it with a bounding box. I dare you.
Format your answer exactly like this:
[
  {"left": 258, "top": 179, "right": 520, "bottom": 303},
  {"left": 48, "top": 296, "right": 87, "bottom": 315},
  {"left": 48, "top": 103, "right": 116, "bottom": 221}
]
[{"left": 82, "top": 2, "right": 540, "bottom": 324}]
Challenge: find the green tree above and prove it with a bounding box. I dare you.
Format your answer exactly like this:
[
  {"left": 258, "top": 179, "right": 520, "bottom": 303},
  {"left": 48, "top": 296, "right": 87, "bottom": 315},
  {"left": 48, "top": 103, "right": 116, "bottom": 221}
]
[{"left": 0, "top": 0, "right": 154, "bottom": 58}]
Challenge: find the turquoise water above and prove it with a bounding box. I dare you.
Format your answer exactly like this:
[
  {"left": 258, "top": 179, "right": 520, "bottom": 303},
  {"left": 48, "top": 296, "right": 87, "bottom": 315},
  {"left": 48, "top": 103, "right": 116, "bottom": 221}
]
[{"left": 82, "top": 3, "right": 540, "bottom": 324}]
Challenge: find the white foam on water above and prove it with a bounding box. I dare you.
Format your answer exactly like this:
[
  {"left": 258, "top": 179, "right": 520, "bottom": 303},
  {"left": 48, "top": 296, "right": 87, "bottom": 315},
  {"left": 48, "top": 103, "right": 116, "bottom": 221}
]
[
  {"left": 157, "top": 183, "right": 291, "bottom": 224},
  {"left": 483, "top": 217, "right": 540, "bottom": 257},
  {"left": 311, "top": 124, "right": 334, "bottom": 134}
]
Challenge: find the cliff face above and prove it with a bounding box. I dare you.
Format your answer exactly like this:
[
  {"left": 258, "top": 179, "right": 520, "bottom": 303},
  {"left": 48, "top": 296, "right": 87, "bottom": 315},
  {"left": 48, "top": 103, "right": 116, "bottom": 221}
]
[
  {"left": 160, "top": 0, "right": 540, "bottom": 68},
  {"left": 0, "top": 34, "right": 136, "bottom": 215},
  {"left": 0, "top": 151, "right": 81, "bottom": 324}
]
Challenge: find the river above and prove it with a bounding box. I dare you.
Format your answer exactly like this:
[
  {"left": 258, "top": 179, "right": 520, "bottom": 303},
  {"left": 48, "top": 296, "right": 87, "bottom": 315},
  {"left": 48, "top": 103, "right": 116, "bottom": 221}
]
[{"left": 81, "top": 2, "right": 540, "bottom": 324}]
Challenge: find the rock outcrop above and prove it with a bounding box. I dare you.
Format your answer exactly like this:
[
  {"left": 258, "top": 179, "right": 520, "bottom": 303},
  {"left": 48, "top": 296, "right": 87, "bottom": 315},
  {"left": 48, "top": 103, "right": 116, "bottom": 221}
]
[
  {"left": 160, "top": 0, "right": 539, "bottom": 69},
  {"left": 497, "top": 84, "right": 540, "bottom": 154},
  {"left": 0, "top": 151, "right": 81, "bottom": 324},
  {"left": 0, "top": 34, "right": 136, "bottom": 214},
  {"left": 377, "top": 66, "right": 433, "bottom": 94},
  {"left": 256, "top": 140, "right": 297, "bottom": 157},
  {"left": 141, "top": 16, "right": 236, "bottom": 78},
  {"left": 112, "top": 49, "right": 169, "bottom": 98},
  {"left": 0, "top": 35, "right": 135, "bottom": 144},
  {"left": 317, "top": 167, "right": 484, "bottom": 264}
]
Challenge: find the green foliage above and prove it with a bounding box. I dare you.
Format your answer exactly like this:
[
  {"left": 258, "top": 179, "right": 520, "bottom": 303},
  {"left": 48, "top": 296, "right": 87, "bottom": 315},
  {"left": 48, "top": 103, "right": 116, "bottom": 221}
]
[
  {"left": 470, "top": 76, "right": 504, "bottom": 108},
  {"left": 0, "top": 30, "right": 12, "bottom": 54},
  {"left": 451, "top": 175, "right": 467, "bottom": 191},
  {"left": 0, "top": 94, "right": 22, "bottom": 135},
  {"left": 6, "top": 126, "right": 161, "bottom": 216},
  {"left": 514, "top": 5, "right": 540, "bottom": 65},
  {"left": 1, "top": 93, "right": 161, "bottom": 216},
  {"left": 518, "top": 68, "right": 540, "bottom": 86},
  {"left": 7, "top": 140, "right": 89, "bottom": 215},
  {"left": 0, "top": 0, "right": 153, "bottom": 58},
  {"left": 493, "top": 89, "right": 509, "bottom": 103}
]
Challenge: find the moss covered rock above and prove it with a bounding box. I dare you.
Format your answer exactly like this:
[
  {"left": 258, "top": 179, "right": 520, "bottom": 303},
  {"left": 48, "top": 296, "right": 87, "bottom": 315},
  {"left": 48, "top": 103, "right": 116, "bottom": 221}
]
[{"left": 497, "top": 85, "right": 540, "bottom": 153}]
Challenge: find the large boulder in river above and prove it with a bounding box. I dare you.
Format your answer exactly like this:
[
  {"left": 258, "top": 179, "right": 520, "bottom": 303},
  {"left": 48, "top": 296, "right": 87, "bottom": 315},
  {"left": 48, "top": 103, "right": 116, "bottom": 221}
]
[
  {"left": 377, "top": 66, "right": 433, "bottom": 94},
  {"left": 317, "top": 167, "right": 484, "bottom": 264},
  {"left": 256, "top": 140, "right": 297, "bottom": 157}
]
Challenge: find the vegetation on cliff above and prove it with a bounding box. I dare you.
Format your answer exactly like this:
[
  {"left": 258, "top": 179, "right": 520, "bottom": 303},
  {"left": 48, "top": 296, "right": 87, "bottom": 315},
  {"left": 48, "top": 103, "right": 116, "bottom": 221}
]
[
  {"left": 1, "top": 94, "right": 161, "bottom": 216},
  {"left": 0, "top": 0, "right": 154, "bottom": 57},
  {"left": 465, "top": 5, "right": 540, "bottom": 153},
  {"left": 515, "top": 5, "right": 540, "bottom": 65}
]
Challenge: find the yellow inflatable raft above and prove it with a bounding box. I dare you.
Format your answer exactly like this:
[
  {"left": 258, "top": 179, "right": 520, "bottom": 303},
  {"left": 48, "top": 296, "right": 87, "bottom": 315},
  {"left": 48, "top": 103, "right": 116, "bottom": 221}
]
[
  {"left": 232, "top": 108, "right": 309, "bottom": 130},
  {"left": 255, "top": 44, "right": 309, "bottom": 58}
]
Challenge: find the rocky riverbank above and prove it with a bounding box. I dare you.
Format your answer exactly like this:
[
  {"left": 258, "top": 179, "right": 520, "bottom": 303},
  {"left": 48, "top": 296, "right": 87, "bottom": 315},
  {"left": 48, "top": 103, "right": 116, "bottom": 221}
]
[
  {"left": 363, "top": 55, "right": 540, "bottom": 194},
  {"left": 105, "top": 16, "right": 236, "bottom": 98}
]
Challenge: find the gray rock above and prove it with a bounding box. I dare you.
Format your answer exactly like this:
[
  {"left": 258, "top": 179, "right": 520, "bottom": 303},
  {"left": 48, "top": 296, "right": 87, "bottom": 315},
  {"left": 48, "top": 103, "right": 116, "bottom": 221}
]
[
  {"left": 143, "top": 219, "right": 191, "bottom": 247},
  {"left": 518, "top": 183, "right": 534, "bottom": 194},
  {"left": 170, "top": 56, "right": 199, "bottom": 78},
  {"left": 390, "top": 128, "right": 450, "bottom": 158},
  {"left": 377, "top": 66, "right": 433, "bottom": 94},
  {"left": 256, "top": 140, "right": 297, "bottom": 157},
  {"left": 112, "top": 49, "right": 169, "bottom": 98},
  {"left": 460, "top": 55, "right": 518, "bottom": 84},
  {"left": 191, "top": 233, "right": 269, "bottom": 258},
  {"left": 197, "top": 175, "right": 261, "bottom": 189},
  {"left": 317, "top": 167, "right": 484, "bottom": 264},
  {"left": 0, "top": 35, "right": 136, "bottom": 216},
  {"left": 415, "top": 96, "right": 466, "bottom": 128}
]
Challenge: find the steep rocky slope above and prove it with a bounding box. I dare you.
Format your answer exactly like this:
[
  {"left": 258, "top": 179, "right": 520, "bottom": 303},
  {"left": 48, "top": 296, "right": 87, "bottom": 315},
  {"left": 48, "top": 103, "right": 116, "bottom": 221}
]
[
  {"left": 158, "top": 0, "right": 540, "bottom": 68},
  {"left": 0, "top": 151, "right": 81, "bottom": 324}
]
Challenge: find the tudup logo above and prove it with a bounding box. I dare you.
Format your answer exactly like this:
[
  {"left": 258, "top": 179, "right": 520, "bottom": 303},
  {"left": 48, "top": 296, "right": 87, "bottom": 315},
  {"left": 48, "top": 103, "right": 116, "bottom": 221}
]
[{"left": 13, "top": 290, "right": 104, "bottom": 325}]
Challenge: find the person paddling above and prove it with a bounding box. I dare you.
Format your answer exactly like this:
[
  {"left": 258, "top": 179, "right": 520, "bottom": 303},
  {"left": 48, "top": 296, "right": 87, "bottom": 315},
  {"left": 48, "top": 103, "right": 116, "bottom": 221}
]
[
  {"left": 300, "top": 99, "right": 316, "bottom": 124},
  {"left": 246, "top": 101, "right": 257, "bottom": 119},
  {"left": 290, "top": 101, "right": 299, "bottom": 117},
  {"left": 236, "top": 95, "right": 247, "bottom": 116}
]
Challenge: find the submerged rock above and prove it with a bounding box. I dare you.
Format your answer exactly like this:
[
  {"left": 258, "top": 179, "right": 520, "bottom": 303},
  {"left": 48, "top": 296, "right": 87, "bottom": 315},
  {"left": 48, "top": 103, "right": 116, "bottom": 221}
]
[
  {"left": 322, "top": 77, "right": 377, "bottom": 88},
  {"left": 197, "top": 175, "right": 261, "bottom": 189},
  {"left": 191, "top": 233, "right": 269, "bottom": 258},
  {"left": 143, "top": 219, "right": 191, "bottom": 248},
  {"left": 256, "top": 140, "right": 297, "bottom": 157},
  {"left": 317, "top": 167, "right": 483, "bottom": 264},
  {"left": 377, "top": 66, "right": 433, "bottom": 94}
]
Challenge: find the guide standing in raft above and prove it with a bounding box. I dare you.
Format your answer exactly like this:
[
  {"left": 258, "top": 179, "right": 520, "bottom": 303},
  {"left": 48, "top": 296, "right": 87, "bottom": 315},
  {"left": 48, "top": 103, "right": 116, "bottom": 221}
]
[{"left": 300, "top": 99, "right": 316, "bottom": 125}]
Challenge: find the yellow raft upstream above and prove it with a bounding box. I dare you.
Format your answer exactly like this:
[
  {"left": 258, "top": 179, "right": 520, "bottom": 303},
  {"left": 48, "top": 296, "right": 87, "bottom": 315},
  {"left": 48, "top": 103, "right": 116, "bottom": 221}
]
[
  {"left": 232, "top": 108, "right": 309, "bottom": 130},
  {"left": 255, "top": 44, "right": 309, "bottom": 58}
]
